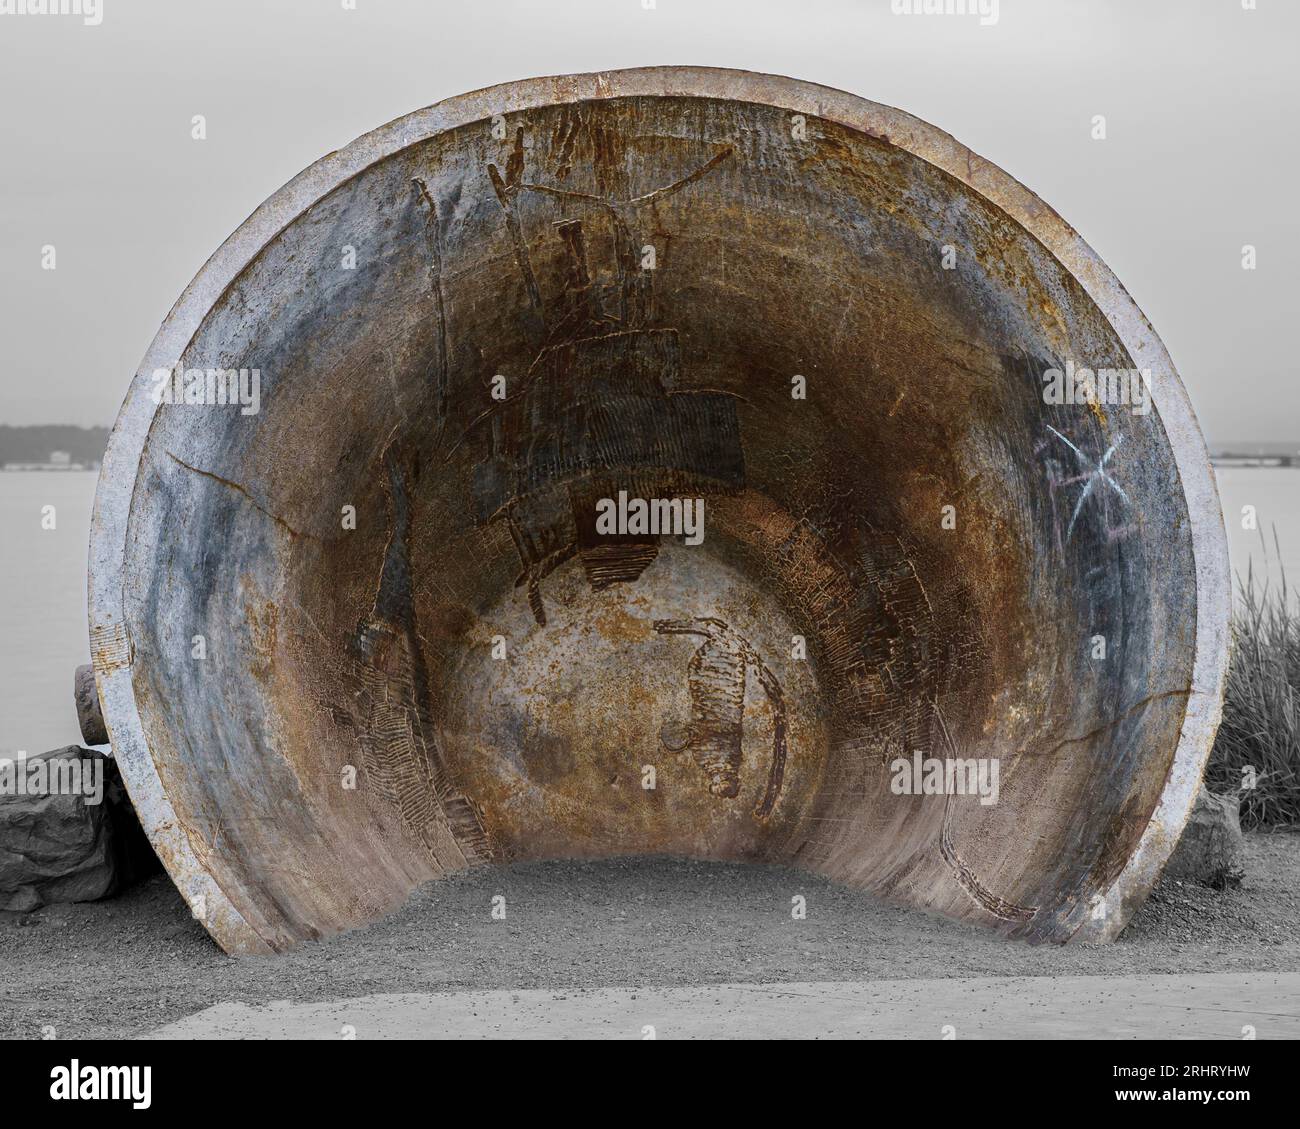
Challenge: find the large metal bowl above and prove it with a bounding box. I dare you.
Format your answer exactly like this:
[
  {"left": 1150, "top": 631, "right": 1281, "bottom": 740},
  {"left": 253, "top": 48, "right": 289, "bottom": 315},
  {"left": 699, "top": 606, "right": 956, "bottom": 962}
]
[{"left": 88, "top": 68, "right": 1229, "bottom": 954}]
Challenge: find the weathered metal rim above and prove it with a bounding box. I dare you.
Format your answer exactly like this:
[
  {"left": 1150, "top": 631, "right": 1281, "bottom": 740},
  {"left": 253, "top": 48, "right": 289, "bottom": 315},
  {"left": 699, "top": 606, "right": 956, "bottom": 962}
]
[{"left": 88, "top": 66, "right": 1230, "bottom": 954}]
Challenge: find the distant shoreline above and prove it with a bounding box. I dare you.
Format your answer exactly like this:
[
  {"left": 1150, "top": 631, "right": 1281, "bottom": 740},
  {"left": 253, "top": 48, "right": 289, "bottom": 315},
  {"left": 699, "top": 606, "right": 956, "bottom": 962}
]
[
  {"left": 0, "top": 465, "right": 98, "bottom": 472},
  {"left": 0, "top": 424, "right": 108, "bottom": 470}
]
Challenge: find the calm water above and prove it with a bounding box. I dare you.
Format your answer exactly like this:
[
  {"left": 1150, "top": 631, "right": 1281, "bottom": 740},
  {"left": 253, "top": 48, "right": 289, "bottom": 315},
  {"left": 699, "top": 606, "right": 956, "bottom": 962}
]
[
  {"left": 1215, "top": 466, "right": 1300, "bottom": 589},
  {"left": 1, "top": 472, "right": 99, "bottom": 758},
  {"left": 1, "top": 466, "right": 1297, "bottom": 757}
]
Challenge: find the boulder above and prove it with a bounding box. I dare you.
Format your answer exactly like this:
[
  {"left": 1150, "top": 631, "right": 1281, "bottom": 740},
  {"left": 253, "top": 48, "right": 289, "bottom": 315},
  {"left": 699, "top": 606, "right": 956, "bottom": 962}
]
[
  {"left": 0, "top": 746, "right": 158, "bottom": 912},
  {"left": 74, "top": 663, "right": 109, "bottom": 746},
  {"left": 1163, "top": 785, "right": 1244, "bottom": 889}
]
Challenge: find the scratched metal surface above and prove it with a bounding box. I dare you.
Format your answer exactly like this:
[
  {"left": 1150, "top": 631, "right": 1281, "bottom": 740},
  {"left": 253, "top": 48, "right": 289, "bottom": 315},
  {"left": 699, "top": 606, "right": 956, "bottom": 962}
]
[{"left": 88, "top": 69, "right": 1229, "bottom": 954}]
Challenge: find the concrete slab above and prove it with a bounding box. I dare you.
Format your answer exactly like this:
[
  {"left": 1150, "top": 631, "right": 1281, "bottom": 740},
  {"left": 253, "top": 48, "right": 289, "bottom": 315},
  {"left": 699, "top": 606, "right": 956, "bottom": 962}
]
[{"left": 145, "top": 973, "right": 1300, "bottom": 1040}]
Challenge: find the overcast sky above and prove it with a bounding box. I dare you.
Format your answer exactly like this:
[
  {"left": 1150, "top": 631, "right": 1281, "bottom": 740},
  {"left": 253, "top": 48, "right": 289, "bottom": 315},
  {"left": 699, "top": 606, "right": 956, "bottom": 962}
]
[{"left": 0, "top": 0, "right": 1295, "bottom": 442}]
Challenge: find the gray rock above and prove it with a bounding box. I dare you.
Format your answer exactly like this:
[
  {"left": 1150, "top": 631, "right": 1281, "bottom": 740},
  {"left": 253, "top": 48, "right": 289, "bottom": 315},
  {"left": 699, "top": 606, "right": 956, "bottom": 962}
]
[
  {"left": 1163, "top": 785, "right": 1244, "bottom": 890},
  {"left": 74, "top": 663, "right": 109, "bottom": 746},
  {"left": 0, "top": 746, "right": 158, "bottom": 912}
]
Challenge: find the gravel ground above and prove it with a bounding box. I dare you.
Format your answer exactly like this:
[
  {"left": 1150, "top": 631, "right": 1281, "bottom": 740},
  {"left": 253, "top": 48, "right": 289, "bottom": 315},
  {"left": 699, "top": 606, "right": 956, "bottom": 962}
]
[{"left": 3, "top": 832, "right": 1297, "bottom": 1040}]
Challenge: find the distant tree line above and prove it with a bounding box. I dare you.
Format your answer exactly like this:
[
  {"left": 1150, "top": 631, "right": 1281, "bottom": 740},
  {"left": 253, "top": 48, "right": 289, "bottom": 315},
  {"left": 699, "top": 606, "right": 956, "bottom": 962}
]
[{"left": 0, "top": 425, "right": 110, "bottom": 466}]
